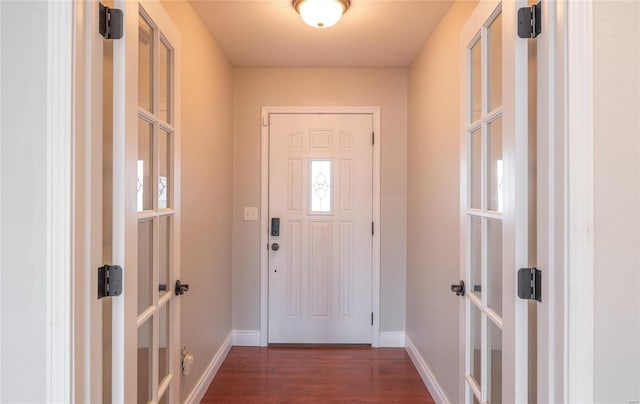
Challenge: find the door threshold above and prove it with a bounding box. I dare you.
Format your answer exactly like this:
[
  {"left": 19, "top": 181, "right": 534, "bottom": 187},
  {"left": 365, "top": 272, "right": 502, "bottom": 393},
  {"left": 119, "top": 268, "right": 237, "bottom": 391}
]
[{"left": 267, "top": 343, "right": 372, "bottom": 349}]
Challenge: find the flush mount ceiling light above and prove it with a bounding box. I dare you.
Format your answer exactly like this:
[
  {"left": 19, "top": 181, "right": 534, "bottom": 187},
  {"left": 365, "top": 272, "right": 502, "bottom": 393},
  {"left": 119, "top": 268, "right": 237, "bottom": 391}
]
[{"left": 292, "top": 0, "right": 351, "bottom": 29}]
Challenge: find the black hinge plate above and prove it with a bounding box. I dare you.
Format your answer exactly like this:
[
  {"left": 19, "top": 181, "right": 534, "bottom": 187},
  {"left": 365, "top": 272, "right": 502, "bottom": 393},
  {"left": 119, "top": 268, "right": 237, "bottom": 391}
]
[
  {"left": 98, "top": 264, "right": 123, "bottom": 299},
  {"left": 517, "top": 267, "right": 541, "bottom": 302},
  {"left": 517, "top": 2, "right": 542, "bottom": 39},
  {"left": 99, "top": 3, "right": 123, "bottom": 40}
]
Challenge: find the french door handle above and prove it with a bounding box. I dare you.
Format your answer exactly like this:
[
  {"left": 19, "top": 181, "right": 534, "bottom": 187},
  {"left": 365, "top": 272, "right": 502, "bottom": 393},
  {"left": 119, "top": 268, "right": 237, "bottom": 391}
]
[
  {"left": 450, "top": 280, "right": 465, "bottom": 297},
  {"left": 175, "top": 280, "right": 190, "bottom": 296}
]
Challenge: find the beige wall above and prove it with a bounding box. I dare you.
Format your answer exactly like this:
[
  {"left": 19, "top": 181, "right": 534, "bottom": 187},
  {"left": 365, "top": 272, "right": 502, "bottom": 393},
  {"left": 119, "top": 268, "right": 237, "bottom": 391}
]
[
  {"left": 593, "top": 2, "right": 640, "bottom": 402},
  {"left": 232, "top": 67, "right": 408, "bottom": 333},
  {"left": 161, "top": 1, "right": 234, "bottom": 401},
  {"left": 406, "top": 1, "right": 477, "bottom": 402}
]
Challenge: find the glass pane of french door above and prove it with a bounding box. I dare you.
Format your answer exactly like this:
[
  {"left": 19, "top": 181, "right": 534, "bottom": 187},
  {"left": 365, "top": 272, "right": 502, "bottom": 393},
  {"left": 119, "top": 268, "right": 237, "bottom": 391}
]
[
  {"left": 465, "top": 5, "right": 503, "bottom": 404},
  {"left": 137, "top": 6, "right": 176, "bottom": 403}
]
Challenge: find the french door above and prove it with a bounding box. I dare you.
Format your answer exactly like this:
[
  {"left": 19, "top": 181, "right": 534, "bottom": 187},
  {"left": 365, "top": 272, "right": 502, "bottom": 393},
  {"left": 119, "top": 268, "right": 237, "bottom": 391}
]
[
  {"left": 111, "top": 1, "right": 182, "bottom": 402},
  {"left": 459, "top": 1, "right": 531, "bottom": 403}
]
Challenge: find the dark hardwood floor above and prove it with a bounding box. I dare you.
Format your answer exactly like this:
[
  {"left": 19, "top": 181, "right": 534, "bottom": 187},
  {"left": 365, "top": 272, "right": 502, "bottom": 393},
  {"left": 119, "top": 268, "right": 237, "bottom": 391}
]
[{"left": 201, "top": 346, "right": 435, "bottom": 403}]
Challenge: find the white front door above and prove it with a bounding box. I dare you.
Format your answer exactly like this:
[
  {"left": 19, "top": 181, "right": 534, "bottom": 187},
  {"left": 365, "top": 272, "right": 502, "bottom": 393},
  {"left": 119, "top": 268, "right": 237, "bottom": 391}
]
[
  {"left": 459, "top": 1, "right": 531, "bottom": 403},
  {"left": 268, "top": 113, "right": 373, "bottom": 344},
  {"left": 111, "top": 1, "right": 182, "bottom": 402}
]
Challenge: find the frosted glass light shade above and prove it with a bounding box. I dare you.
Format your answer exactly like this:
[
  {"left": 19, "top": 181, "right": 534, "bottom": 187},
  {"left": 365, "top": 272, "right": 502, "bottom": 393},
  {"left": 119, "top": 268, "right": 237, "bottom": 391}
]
[{"left": 293, "top": 0, "right": 350, "bottom": 29}]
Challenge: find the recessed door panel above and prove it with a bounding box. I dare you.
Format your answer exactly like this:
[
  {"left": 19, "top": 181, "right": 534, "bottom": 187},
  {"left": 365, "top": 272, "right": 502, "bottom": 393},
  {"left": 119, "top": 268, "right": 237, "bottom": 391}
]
[{"left": 310, "top": 221, "right": 332, "bottom": 318}]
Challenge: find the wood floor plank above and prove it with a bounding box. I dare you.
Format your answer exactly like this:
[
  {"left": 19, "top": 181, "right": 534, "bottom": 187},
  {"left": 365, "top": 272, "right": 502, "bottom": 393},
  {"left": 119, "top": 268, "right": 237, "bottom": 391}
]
[{"left": 201, "top": 347, "right": 435, "bottom": 403}]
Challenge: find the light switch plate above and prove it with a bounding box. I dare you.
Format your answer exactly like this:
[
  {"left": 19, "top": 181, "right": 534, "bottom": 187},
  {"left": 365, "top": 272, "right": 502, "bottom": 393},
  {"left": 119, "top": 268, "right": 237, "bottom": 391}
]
[{"left": 244, "top": 206, "right": 258, "bottom": 221}]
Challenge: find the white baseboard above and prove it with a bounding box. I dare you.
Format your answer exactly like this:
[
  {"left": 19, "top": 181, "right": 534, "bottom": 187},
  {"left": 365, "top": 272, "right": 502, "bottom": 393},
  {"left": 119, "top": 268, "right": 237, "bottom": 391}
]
[
  {"left": 232, "top": 330, "right": 403, "bottom": 347},
  {"left": 379, "top": 331, "right": 406, "bottom": 347},
  {"left": 232, "top": 329, "right": 261, "bottom": 346},
  {"left": 405, "top": 336, "right": 450, "bottom": 404},
  {"left": 183, "top": 332, "right": 232, "bottom": 404}
]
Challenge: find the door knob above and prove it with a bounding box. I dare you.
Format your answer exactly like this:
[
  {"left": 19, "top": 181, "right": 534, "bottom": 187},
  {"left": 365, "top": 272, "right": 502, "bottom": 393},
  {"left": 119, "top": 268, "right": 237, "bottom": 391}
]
[
  {"left": 175, "top": 280, "right": 190, "bottom": 296},
  {"left": 271, "top": 243, "right": 280, "bottom": 251},
  {"left": 451, "top": 280, "right": 465, "bottom": 297}
]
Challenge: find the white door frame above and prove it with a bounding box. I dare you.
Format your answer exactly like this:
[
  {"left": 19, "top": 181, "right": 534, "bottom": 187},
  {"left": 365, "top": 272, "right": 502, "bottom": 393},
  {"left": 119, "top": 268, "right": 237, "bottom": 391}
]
[
  {"left": 47, "top": 1, "right": 74, "bottom": 402},
  {"left": 4, "top": 0, "right": 101, "bottom": 402},
  {"left": 564, "top": 4, "right": 595, "bottom": 401},
  {"left": 536, "top": 1, "right": 595, "bottom": 403},
  {"left": 0, "top": 1, "right": 73, "bottom": 401},
  {"left": 72, "top": 1, "right": 104, "bottom": 403},
  {"left": 259, "top": 106, "right": 381, "bottom": 347}
]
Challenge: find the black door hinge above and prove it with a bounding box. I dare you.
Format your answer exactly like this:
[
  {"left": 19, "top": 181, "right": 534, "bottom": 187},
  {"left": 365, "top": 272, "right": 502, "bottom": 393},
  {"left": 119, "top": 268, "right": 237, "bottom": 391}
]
[
  {"left": 372, "top": 132, "right": 375, "bottom": 145},
  {"left": 517, "top": 267, "right": 541, "bottom": 302},
  {"left": 99, "top": 3, "right": 123, "bottom": 40},
  {"left": 98, "top": 264, "right": 123, "bottom": 299},
  {"left": 371, "top": 222, "right": 374, "bottom": 236},
  {"left": 371, "top": 312, "right": 374, "bottom": 326},
  {"left": 517, "top": 2, "right": 541, "bottom": 39}
]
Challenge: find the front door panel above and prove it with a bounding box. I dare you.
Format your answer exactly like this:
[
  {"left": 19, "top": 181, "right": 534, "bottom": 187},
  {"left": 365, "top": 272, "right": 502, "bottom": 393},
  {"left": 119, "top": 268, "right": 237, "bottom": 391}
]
[{"left": 268, "top": 113, "right": 373, "bottom": 344}]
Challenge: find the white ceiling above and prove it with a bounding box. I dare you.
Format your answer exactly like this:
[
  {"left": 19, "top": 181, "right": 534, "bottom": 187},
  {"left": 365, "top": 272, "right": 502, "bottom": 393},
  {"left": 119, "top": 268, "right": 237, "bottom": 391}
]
[{"left": 189, "top": 0, "right": 454, "bottom": 67}]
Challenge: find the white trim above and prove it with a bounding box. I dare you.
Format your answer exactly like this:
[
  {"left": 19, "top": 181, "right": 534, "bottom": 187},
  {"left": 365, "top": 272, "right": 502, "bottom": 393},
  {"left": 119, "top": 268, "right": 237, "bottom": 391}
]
[
  {"left": 232, "top": 330, "right": 261, "bottom": 346},
  {"left": 110, "top": 1, "right": 137, "bottom": 401},
  {"left": 378, "top": 332, "right": 405, "bottom": 348},
  {"left": 260, "top": 107, "right": 269, "bottom": 346},
  {"left": 371, "top": 108, "right": 381, "bottom": 348},
  {"left": 565, "top": 2, "right": 594, "bottom": 403},
  {"left": 72, "top": 1, "right": 104, "bottom": 402},
  {"left": 259, "top": 107, "right": 269, "bottom": 346},
  {"left": 47, "top": 1, "right": 73, "bottom": 402},
  {"left": 405, "top": 336, "right": 450, "bottom": 404},
  {"left": 510, "top": 1, "right": 532, "bottom": 401},
  {"left": 0, "top": 2, "right": 3, "bottom": 400},
  {"left": 183, "top": 333, "right": 232, "bottom": 404},
  {"left": 259, "top": 106, "right": 381, "bottom": 347},
  {"left": 536, "top": 2, "right": 569, "bottom": 403}
]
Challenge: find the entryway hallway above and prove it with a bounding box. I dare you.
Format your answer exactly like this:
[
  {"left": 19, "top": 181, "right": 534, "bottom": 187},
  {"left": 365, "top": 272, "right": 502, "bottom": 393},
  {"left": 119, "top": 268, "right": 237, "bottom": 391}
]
[
  {"left": 5, "top": 1, "right": 640, "bottom": 403},
  {"left": 201, "top": 347, "right": 434, "bottom": 403}
]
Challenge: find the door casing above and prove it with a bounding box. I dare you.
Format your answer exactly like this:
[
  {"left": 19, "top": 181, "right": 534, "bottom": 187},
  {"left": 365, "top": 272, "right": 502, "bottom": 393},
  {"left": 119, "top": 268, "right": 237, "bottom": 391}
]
[
  {"left": 259, "top": 106, "right": 381, "bottom": 347},
  {"left": 72, "top": 1, "right": 104, "bottom": 403},
  {"left": 536, "top": 2, "right": 596, "bottom": 403}
]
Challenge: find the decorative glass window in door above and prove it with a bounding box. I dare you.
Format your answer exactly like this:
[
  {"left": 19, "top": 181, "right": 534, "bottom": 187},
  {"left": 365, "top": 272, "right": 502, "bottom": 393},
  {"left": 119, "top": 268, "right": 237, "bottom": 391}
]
[{"left": 310, "top": 160, "right": 332, "bottom": 213}]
